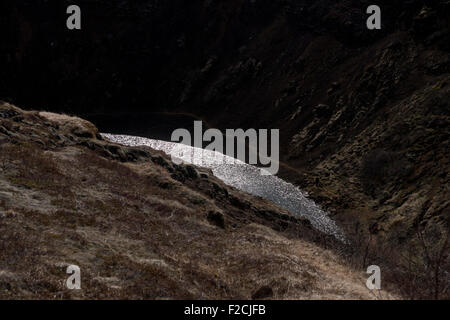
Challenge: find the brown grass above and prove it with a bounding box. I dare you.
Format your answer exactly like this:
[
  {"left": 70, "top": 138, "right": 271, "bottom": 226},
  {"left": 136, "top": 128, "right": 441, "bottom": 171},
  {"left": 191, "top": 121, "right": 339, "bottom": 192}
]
[{"left": 0, "top": 106, "right": 399, "bottom": 300}]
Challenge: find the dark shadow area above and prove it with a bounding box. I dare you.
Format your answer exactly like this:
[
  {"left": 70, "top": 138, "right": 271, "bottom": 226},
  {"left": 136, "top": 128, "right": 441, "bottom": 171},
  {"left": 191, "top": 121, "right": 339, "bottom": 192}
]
[{"left": 86, "top": 112, "right": 201, "bottom": 141}]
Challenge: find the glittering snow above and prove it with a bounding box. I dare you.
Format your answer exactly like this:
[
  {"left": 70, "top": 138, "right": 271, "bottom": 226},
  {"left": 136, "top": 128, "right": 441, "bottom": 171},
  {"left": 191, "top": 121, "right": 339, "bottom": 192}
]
[{"left": 102, "top": 133, "right": 345, "bottom": 240}]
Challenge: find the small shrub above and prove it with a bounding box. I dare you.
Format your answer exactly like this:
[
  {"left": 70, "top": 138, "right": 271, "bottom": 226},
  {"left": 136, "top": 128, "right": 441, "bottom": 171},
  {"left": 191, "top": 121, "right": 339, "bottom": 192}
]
[{"left": 344, "top": 222, "right": 449, "bottom": 300}]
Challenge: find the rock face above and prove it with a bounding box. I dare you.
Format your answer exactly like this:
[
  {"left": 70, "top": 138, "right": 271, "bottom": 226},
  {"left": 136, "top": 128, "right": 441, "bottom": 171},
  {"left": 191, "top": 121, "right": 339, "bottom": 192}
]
[{"left": 0, "top": 103, "right": 390, "bottom": 299}]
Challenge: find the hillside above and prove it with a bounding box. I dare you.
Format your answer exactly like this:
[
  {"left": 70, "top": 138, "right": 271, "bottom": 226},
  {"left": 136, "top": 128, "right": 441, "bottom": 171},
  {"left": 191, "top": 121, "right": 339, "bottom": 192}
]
[{"left": 0, "top": 102, "right": 392, "bottom": 299}]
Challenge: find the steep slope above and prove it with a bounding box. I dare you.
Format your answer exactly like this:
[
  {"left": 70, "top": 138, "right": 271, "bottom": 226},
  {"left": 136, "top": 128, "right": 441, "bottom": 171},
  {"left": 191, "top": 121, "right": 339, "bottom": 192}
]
[{"left": 0, "top": 102, "right": 392, "bottom": 299}]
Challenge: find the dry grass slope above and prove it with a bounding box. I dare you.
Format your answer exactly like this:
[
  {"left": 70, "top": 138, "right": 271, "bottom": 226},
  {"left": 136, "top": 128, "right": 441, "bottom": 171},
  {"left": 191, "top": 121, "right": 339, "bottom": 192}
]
[{"left": 0, "top": 102, "right": 397, "bottom": 299}]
